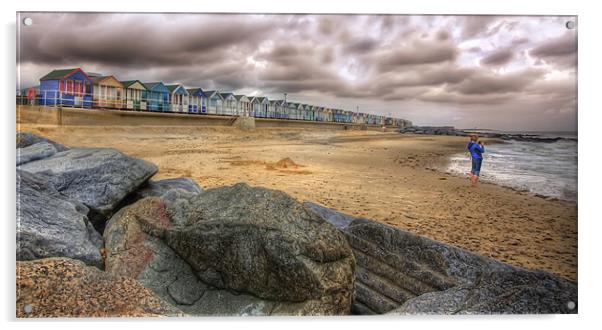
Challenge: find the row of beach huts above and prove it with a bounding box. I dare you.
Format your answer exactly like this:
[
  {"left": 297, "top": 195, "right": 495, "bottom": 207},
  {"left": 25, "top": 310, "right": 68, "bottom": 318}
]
[{"left": 19, "top": 68, "right": 412, "bottom": 127}]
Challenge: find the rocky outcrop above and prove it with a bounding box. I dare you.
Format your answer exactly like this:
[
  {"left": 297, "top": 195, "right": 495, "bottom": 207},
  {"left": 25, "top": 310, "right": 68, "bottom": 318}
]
[
  {"left": 104, "top": 184, "right": 356, "bottom": 316},
  {"left": 17, "top": 132, "right": 69, "bottom": 152},
  {"left": 165, "top": 183, "right": 355, "bottom": 310},
  {"left": 18, "top": 147, "right": 158, "bottom": 229},
  {"left": 17, "top": 142, "right": 57, "bottom": 165},
  {"left": 304, "top": 202, "right": 578, "bottom": 315},
  {"left": 128, "top": 177, "right": 203, "bottom": 205},
  {"left": 16, "top": 170, "right": 103, "bottom": 268},
  {"left": 396, "top": 126, "right": 572, "bottom": 143},
  {"left": 16, "top": 257, "right": 182, "bottom": 317}
]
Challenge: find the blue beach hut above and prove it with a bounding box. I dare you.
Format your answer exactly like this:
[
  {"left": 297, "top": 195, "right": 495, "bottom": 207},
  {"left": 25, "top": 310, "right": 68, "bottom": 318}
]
[
  {"left": 166, "top": 84, "right": 190, "bottom": 113},
  {"left": 187, "top": 88, "right": 207, "bottom": 114},
  {"left": 203, "top": 90, "right": 223, "bottom": 115},
  {"left": 142, "top": 82, "right": 170, "bottom": 112},
  {"left": 39, "top": 68, "right": 93, "bottom": 107}
]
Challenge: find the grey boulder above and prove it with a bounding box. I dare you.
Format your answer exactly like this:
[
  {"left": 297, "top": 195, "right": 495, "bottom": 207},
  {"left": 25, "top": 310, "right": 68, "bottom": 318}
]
[
  {"left": 304, "top": 201, "right": 578, "bottom": 315},
  {"left": 17, "top": 142, "right": 57, "bottom": 165},
  {"left": 18, "top": 147, "right": 158, "bottom": 228},
  {"left": 165, "top": 183, "right": 355, "bottom": 314},
  {"left": 16, "top": 132, "right": 68, "bottom": 151},
  {"left": 16, "top": 170, "right": 103, "bottom": 268},
  {"left": 105, "top": 194, "right": 353, "bottom": 315},
  {"left": 129, "top": 177, "right": 203, "bottom": 205}
]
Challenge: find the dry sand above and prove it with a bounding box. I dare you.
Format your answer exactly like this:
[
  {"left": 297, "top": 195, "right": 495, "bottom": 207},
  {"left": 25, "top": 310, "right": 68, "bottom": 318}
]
[{"left": 17, "top": 124, "right": 578, "bottom": 282}]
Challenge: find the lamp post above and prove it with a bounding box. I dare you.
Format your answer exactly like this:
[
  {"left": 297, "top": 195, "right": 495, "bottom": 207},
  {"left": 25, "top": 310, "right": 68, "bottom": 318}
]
[{"left": 284, "top": 92, "right": 287, "bottom": 103}]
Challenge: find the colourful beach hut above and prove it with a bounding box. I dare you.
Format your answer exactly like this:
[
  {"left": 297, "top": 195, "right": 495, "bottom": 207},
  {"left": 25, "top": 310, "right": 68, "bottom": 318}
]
[
  {"left": 234, "top": 95, "right": 252, "bottom": 116},
  {"left": 39, "top": 68, "right": 93, "bottom": 107},
  {"left": 142, "top": 82, "right": 170, "bottom": 112},
  {"left": 92, "top": 76, "right": 125, "bottom": 109},
  {"left": 120, "top": 80, "right": 148, "bottom": 110},
  {"left": 250, "top": 96, "right": 270, "bottom": 118},
  {"left": 268, "top": 100, "right": 281, "bottom": 118},
  {"left": 203, "top": 90, "right": 223, "bottom": 115},
  {"left": 286, "top": 102, "right": 298, "bottom": 120},
  {"left": 187, "top": 88, "right": 207, "bottom": 114},
  {"left": 220, "top": 92, "right": 237, "bottom": 115},
  {"left": 166, "top": 84, "right": 190, "bottom": 113}
]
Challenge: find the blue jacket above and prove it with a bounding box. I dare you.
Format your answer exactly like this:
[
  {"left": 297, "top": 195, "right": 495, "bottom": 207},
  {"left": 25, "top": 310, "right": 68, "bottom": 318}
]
[{"left": 467, "top": 142, "right": 485, "bottom": 159}]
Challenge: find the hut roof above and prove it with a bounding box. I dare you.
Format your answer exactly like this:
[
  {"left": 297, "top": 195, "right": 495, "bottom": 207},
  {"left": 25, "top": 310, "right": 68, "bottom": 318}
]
[
  {"left": 165, "top": 84, "right": 188, "bottom": 94},
  {"left": 203, "top": 90, "right": 218, "bottom": 97},
  {"left": 186, "top": 88, "right": 206, "bottom": 96},
  {"left": 92, "top": 75, "right": 124, "bottom": 87},
  {"left": 219, "top": 92, "right": 235, "bottom": 99},
  {"left": 234, "top": 95, "right": 249, "bottom": 101},
  {"left": 121, "top": 80, "right": 148, "bottom": 90},
  {"left": 40, "top": 68, "right": 90, "bottom": 81}
]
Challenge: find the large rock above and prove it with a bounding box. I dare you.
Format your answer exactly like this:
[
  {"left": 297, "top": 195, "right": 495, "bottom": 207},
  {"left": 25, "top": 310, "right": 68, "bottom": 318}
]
[
  {"left": 17, "top": 142, "right": 57, "bottom": 165},
  {"left": 128, "top": 177, "right": 203, "bottom": 205},
  {"left": 16, "top": 257, "right": 182, "bottom": 317},
  {"left": 304, "top": 202, "right": 578, "bottom": 315},
  {"left": 165, "top": 183, "right": 355, "bottom": 311},
  {"left": 16, "top": 132, "right": 68, "bottom": 151},
  {"left": 104, "top": 183, "right": 355, "bottom": 315},
  {"left": 18, "top": 147, "right": 158, "bottom": 229},
  {"left": 16, "top": 170, "right": 103, "bottom": 268}
]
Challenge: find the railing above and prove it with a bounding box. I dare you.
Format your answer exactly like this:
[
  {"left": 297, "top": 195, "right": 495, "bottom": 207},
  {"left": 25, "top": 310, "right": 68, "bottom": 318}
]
[{"left": 16, "top": 89, "right": 402, "bottom": 126}]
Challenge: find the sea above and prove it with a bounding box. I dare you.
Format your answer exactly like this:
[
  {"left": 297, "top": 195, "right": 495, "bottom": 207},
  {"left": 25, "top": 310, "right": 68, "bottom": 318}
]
[{"left": 445, "top": 131, "right": 578, "bottom": 202}]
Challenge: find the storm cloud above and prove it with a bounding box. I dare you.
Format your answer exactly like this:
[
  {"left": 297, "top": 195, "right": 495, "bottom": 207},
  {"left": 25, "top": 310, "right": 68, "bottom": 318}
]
[{"left": 18, "top": 13, "right": 577, "bottom": 131}]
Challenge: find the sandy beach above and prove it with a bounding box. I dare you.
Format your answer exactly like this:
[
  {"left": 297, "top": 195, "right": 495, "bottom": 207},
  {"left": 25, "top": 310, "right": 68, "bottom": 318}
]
[{"left": 17, "top": 124, "right": 578, "bottom": 282}]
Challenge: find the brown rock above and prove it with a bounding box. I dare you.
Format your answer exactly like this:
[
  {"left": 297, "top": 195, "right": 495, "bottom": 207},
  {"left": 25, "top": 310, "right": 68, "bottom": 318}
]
[{"left": 16, "top": 257, "right": 182, "bottom": 318}]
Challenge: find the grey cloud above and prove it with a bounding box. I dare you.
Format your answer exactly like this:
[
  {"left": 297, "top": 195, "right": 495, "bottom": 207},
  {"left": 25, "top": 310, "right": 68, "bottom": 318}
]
[
  {"left": 448, "top": 69, "right": 545, "bottom": 95},
  {"left": 480, "top": 49, "right": 514, "bottom": 66},
  {"left": 344, "top": 38, "right": 378, "bottom": 54},
  {"left": 18, "top": 13, "right": 576, "bottom": 131},
  {"left": 530, "top": 32, "right": 577, "bottom": 58},
  {"left": 377, "top": 40, "right": 458, "bottom": 71}
]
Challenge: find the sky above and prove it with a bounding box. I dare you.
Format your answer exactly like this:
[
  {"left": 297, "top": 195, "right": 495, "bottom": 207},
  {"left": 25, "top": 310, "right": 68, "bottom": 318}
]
[{"left": 17, "top": 13, "right": 577, "bottom": 131}]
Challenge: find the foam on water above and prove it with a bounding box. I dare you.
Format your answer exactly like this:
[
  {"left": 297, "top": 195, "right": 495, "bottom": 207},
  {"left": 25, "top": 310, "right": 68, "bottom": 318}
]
[{"left": 445, "top": 139, "right": 577, "bottom": 201}]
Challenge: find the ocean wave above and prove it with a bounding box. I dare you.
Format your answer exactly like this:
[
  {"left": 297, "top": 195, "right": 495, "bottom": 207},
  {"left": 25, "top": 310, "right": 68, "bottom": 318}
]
[{"left": 445, "top": 140, "right": 577, "bottom": 202}]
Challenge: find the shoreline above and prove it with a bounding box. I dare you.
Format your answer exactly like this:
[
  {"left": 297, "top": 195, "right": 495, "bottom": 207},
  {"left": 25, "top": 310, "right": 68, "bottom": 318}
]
[{"left": 16, "top": 124, "right": 578, "bottom": 281}]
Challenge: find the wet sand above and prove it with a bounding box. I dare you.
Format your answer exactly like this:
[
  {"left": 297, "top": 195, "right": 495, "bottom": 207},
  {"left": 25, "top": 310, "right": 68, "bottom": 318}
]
[{"left": 18, "top": 124, "right": 578, "bottom": 281}]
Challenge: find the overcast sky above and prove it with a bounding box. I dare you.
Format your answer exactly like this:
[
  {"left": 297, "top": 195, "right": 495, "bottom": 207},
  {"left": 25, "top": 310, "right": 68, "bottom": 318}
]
[{"left": 18, "top": 13, "right": 577, "bottom": 131}]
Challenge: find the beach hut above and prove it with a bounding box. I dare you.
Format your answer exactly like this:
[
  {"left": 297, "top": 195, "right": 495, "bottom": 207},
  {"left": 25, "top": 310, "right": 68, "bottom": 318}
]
[
  {"left": 268, "top": 100, "right": 281, "bottom": 118},
  {"left": 234, "top": 95, "right": 252, "bottom": 116},
  {"left": 39, "top": 68, "right": 93, "bottom": 107},
  {"left": 166, "top": 84, "right": 190, "bottom": 113},
  {"left": 293, "top": 103, "right": 304, "bottom": 120},
  {"left": 315, "top": 106, "right": 324, "bottom": 121},
  {"left": 142, "top": 82, "right": 170, "bottom": 112},
  {"left": 187, "top": 88, "right": 207, "bottom": 114},
  {"left": 309, "top": 105, "right": 318, "bottom": 121},
  {"left": 203, "top": 90, "right": 224, "bottom": 115},
  {"left": 219, "top": 92, "right": 237, "bottom": 115},
  {"left": 20, "top": 86, "right": 39, "bottom": 105},
  {"left": 285, "top": 102, "right": 297, "bottom": 120},
  {"left": 120, "top": 80, "right": 148, "bottom": 110},
  {"left": 250, "top": 96, "right": 270, "bottom": 118},
  {"left": 92, "top": 76, "right": 125, "bottom": 109}
]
